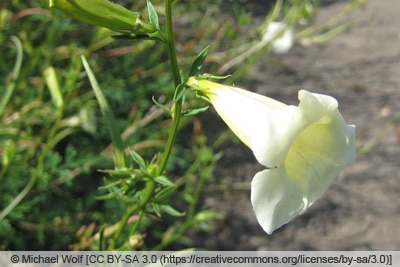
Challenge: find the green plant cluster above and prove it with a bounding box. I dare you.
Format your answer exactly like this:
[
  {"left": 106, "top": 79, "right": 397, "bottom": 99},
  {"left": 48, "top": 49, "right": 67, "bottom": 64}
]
[{"left": 0, "top": 0, "right": 237, "bottom": 250}]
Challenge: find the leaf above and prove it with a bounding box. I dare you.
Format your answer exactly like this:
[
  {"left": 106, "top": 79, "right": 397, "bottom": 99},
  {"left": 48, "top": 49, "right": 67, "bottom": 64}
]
[
  {"left": 154, "top": 175, "right": 174, "bottom": 186},
  {"left": 152, "top": 203, "right": 162, "bottom": 217},
  {"left": 188, "top": 45, "right": 210, "bottom": 77},
  {"left": 146, "top": 0, "right": 160, "bottom": 30},
  {"left": 81, "top": 55, "right": 126, "bottom": 169},
  {"left": 160, "top": 204, "right": 185, "bottom": 217},
  {"left": 98, "top": 225, "right": 106, "bottom": 251},
  {"left": 173, "top": 84, "right": 186, "bottom": 103},
  {"left": 128, "top": 148, "right": 147, "bottom": 172},
  {"left": 152, "top": 96, "right": 171, "bottom": 115},
  {"left": 154, "top": 186, "right": 176, "bottom": 201}
]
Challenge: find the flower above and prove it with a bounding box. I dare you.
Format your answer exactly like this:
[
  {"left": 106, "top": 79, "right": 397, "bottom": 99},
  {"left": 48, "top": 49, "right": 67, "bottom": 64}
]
[
  {"left": 262, "top": 22, "right": 293, "bottom": 54},
  {"left": 186, "top": 77, "right": 356, "bottom": 234}
]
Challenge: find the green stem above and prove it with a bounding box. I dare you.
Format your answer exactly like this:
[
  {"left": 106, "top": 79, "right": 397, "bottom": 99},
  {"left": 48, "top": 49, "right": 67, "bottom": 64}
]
[
  {"left": 164, "top": 0, "right": 181, "bottom": 88},
  {"left": 108, "top": 0, "right": 183, "bottom": 249},
  {"left": 0, "top": 36, "right": 23, "bottom": 116},
  {"left": 153, "top": 155, "right": 205, "bottom": 250},
  {"left": 156, "top": 0, "right": 183, "bottom": 176},
  {"left": 107, "top": 180, "right": 155, "bottom": 250},
  {"left": 129, "top": 209, "right": 145, "bottom": 236}
]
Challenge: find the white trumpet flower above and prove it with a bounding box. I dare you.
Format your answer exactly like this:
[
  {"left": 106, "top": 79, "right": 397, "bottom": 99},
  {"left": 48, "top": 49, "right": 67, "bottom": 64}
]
[
  {"left": 187, "top": 77, "right": 356, "bottom": 234},
  {"left": 262, "top": 22, "right": 293, "bottom": 54}
]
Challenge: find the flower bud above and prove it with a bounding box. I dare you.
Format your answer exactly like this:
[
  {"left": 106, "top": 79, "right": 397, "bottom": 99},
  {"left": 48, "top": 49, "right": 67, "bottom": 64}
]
[{"left": 49, "top": 0, "right": 157, "bottom": 36}]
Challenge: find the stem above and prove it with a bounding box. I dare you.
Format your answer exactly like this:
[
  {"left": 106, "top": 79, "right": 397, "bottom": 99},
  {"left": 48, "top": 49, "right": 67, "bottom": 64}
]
[
  {"left": 153, "top": 155, "right": 206, "bottom": 250},
  {"left": 156, "top": 0, "right": 183, "bottom": 176},
  {"left": 0, "top": 36, "right": 23, "bottom": 116},
  {"left": 164, "top": 0, "right": 181, "bottom": 88},
  {"left": 108, "top": 0, "right": 183, "bottom": 248},
  {"left": 107, "top": 180, "right": 155, "bottom": 250}
]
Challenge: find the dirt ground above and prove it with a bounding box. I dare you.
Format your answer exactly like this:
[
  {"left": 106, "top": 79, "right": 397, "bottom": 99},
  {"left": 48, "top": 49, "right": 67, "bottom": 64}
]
[{"left": 193, "top": 0, "right": 400, "bottom": 250}]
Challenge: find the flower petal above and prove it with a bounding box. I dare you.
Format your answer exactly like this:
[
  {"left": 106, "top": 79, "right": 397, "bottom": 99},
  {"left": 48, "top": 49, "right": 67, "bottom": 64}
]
[
  {"left": 251, "top": 168, "right": 305, "bottom": 235},
  {"left": 251, "top": 90, "right": 355, "bottom": 168},
  {"left": 250, "top": 90, "right": 356, "bottom": 233},
  {"left": 251, "top": 151, "right": 353, "bottom": 234}
]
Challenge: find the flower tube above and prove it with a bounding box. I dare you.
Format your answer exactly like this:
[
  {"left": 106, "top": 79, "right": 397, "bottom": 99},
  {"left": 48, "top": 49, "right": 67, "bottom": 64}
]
[{"left": 186, "top": 77, "right": 356, "bottom": 234}]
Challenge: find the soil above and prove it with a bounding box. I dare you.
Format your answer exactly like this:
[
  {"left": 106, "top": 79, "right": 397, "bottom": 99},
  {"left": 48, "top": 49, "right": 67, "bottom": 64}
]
[{"left": 193, "top": 0, "right": 400, "bottom": 250}]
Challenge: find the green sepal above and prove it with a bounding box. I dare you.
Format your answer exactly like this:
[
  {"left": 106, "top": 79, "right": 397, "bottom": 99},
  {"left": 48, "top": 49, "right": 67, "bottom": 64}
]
[
  {"left": 182, "top": 106, "right": 210, "bottom": 117},
  {"left": 196, "top": 73, "right": 231, "bottom": 80},
  {"left": 146, "top": 0, "right": 160, "bottom": 30}
]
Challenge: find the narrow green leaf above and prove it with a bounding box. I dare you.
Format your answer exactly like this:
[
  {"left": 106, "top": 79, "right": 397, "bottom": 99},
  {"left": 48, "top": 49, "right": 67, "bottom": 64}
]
[
  {"left": 98, "top": 225, "right": 106, "bottom": 251},
  {"left": 173, "top": 84, "right": 186, "bottom": 103},
  {"left": 160, "top": 204, "right": 185, "bottom": 217},
  {"left": 152, "top": 203, "right": 162, "bottom": 217},
  {"left": 154, "top": 175, "right": 174, "bottom": 186},
  {"left": 128, "top": 148, "right": 147, "bottom": 172},
  {"left": 81, "top": 56, "right": 126, "bottom": 169},
  {"left": 95, "top": 190, "right": 124, "bottom": 200},
  {"left": 188, "top": 45, "right": 210, "bottom": 77},
  {"left": 152, "top": 96, "right": 171, "bottom": 115},
  {"left": 154, "top": 186, "right": 176, "bottom": 201}
]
